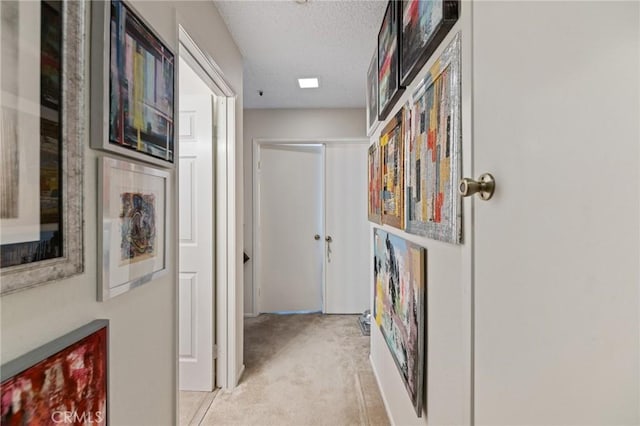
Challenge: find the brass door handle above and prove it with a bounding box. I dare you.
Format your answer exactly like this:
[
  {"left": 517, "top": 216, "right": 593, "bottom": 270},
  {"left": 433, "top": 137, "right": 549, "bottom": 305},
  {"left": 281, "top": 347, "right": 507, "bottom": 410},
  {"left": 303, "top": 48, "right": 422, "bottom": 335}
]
[
  {"left": 314, "top": 234, "right": 321, "bottom": 240},
  {"left": 458, "top": 173, "right": 495, "bottom": 200},
  {"left": 325, "top": 236, "right": 332, "bottom": 243}
]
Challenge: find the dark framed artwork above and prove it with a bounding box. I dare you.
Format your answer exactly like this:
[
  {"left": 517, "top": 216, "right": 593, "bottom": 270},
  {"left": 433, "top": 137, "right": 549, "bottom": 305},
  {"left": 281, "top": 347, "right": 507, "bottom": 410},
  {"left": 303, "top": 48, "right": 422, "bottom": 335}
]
[
  {"left": 366, "top": 49, "right": 379, "bottom": 136},
  {"left": 378, "top": 0, "right": 405, "bottom": 121},
  {"left": 368, "top": 141, "right": 382, "bottom": 224},
  {"left": 400, "top": 0, "right": 459, "bottom": 87},
  {"left": 0, "top": 0, "right": 85, "bottom": 294},
  {"left": 1, "top": 320, "right": 109, "bottom": 424},
  {"left": 380, "top": 110, "right": 405, "bottom": 229},
  {"left": 373, "top": 228, "right": 426, "bottom": 416},
  {"left": 91, "top": 0, "right": 176, "bottom": 167},
  {"left": 406, "top": 33, "right": 462, "bottom": 243}
]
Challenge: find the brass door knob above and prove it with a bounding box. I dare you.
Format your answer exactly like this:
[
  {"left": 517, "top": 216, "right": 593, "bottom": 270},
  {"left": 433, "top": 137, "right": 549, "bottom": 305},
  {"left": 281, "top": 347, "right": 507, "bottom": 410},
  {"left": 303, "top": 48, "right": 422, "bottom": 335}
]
[
  {"left": 458, "top": 173, "right": 495, "bottom": 200},
  {"left": 325, "top": 236, "right": 332, "bottom": 243},
  {"left": 314, "top": 234, "right": 321, "bottom": 240}
]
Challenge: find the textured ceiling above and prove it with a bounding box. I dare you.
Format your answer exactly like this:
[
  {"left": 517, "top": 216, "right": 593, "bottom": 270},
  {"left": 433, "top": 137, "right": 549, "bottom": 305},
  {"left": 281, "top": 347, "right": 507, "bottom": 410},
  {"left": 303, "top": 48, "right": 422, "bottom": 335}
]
[{"left": 214, "top": 0, "right": 387, "bottom": 109}]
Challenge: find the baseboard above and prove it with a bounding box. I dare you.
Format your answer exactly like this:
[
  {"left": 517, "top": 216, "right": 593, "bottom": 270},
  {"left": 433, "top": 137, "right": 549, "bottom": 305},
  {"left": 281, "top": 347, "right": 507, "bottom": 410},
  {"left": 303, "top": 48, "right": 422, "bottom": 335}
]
[
  {"left": 369, "top": 354, "right": 396, "bottom": 426},
  {"left": 237, "top": 364, "right": 246, "bottom": 384}
]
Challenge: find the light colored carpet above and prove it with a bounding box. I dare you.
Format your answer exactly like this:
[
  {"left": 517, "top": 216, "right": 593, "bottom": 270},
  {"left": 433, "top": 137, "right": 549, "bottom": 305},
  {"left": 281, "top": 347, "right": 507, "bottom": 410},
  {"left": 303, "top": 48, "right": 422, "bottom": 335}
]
[
  {"left": 180, "top": 391, "right": 208, "bottom": 425},
  {"left": 199, "top": 314, "right": 389, "bottom": 426}
]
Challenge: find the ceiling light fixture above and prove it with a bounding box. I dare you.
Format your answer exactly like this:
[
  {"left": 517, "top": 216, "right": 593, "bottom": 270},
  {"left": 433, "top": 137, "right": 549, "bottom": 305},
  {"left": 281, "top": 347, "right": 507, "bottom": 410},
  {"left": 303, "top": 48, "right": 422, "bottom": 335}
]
[{"left": 298, "top": 78, "right": 319, "bottom": 89}]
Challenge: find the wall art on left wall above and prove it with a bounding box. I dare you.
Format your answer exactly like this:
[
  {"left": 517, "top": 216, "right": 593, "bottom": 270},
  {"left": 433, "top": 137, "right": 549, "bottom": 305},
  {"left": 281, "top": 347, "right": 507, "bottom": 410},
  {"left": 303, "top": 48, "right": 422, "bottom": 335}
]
[
  {"left": 91, "top": 0, "right": 176, "bottom": 168},
  {"left": 1, "top": 320, "right": 109, "bottom": 425},
  {"left": 0, "top": 0, "right": 85, "bottom": 295},
  {"left": 98, "top": 157, "right": 169, "bottom": 300}
]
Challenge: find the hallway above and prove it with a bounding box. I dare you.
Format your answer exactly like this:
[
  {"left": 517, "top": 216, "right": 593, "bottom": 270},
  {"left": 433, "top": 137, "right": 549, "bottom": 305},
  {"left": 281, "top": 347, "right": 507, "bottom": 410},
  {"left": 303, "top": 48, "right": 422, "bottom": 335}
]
[{"left": 180, "top": 314, "right": 389, "bottom": 425}]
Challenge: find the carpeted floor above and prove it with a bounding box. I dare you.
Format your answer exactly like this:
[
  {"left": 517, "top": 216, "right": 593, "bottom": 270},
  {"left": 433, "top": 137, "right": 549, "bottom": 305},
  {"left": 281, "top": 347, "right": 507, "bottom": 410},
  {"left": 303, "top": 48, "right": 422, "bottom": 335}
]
[{"left": 182, "top": 313, "right": 389, "bottom": 426}]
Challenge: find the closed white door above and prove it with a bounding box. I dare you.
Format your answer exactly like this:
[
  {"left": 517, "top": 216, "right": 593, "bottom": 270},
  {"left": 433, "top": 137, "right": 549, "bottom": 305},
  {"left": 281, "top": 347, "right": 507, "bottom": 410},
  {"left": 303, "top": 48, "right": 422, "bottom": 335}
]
[
  {"left": 325, "top": 143, "right": 370, "bottom": 314},
  {"left": 178, "top": 92, "right": 215, "bottom": 391},
  {"left": 258, "top": 145, "right": 323, "bottom": 313},
  {"left": 473, "top": 2, "right": 639, "bottom": 424}
]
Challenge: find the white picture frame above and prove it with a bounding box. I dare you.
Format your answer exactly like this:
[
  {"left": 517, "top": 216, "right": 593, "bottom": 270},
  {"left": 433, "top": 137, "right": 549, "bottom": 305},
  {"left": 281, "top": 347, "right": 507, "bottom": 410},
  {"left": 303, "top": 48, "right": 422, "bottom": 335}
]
[
  {"left": 0, "top": 1, "right": 85, "bottom": 295},
  {"left": 98, "top": 157, "right": 170, "bottom": 300},
  {"left": 366, "top": 48, "right": 379, "bottom": 137}
]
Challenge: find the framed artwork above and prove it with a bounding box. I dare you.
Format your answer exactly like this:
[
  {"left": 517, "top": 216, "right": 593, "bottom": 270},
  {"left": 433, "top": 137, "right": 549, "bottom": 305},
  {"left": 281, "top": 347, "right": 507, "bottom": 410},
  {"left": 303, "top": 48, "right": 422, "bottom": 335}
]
[
  {"left": 91, "top": 0, "right": 176, "bottom": 167},
  {"left": 0, "top": 0, "right": 85, "bottom": 295},
  {"left": 1, "top": 320, "right": 108, "bottom": 424},
  {"left": 380, "top": 110, "right": 404, "bottom": 229},
  {"left": 366, "top": 49, "right": 379, "bottom": 136},
  {"left": 368, "top": 141, "right": 382, "bottom": 224},
  {"left": 378, "top": 0, "right": 405, "bottom": 121},
  {"left": 400, "top": 0, "right": 459, "bottom": 87},
  {"left": 406, "top": 33, "right": 462, "bottom": 243},
  {"left": 99, "top": 157, "right": 169, "bottom": 300},
  {"left": 373, "top": 228, "right": 426, "bottom": 416}
]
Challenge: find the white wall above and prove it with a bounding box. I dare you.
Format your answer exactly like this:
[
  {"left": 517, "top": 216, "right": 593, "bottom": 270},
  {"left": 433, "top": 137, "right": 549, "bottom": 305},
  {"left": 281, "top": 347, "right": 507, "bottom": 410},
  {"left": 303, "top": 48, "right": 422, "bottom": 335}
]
[
  {"left": 368, "top": 6, "right": 473, "bottom": 426},
  {"left": 243, "top": 108, "right": 366, "bottom": 315},
  {"left": 0, "top": 2, "right": 243, "bottom": 424}
]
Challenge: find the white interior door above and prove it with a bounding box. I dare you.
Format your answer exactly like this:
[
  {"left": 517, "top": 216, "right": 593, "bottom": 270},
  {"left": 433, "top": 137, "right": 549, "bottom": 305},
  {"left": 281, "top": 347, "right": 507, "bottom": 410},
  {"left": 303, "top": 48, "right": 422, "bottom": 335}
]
[
  {"left": 258, "top": 145, "right": 323, "bottom": 313},
  {"left": 178, "top": 91, "right": 215, "bottom": 391},
  {"left": 473, "top": 2, "right": 639, "bottom": 424},
  {"left": 325, "top": 143, "right": 370, "bottom": 314}
]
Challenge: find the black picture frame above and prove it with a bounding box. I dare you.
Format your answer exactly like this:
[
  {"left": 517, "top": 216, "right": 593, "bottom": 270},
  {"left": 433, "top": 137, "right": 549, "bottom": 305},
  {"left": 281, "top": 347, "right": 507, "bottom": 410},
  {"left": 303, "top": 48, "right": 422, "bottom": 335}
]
[
  {"left": 91, "top": 0, "right": 176, "bottom": 168},
  {"left": 378, "top": 0, "right": 405, "bottom": 121},
  {"left": 399, "top": 0, "right": 460, "bottom": 87}
]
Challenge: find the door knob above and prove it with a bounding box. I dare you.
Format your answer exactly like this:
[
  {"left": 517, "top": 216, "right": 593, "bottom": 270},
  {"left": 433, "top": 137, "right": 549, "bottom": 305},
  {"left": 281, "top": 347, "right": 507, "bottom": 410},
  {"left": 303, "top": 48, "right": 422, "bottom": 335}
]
[
  {"left": 458, "top": 173, "right": 495, "bottom": 200},
  {"left": 325, "top": 236, "right": 332, "bottom": 242},
  {"left": 314, "top": 234, "right": 321, "bottom": 240}
]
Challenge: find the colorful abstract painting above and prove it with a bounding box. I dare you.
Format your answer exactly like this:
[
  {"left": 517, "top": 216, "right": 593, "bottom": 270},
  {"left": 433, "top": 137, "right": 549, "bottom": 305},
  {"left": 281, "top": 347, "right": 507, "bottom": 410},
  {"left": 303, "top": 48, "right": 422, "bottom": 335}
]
[
  {"left": 1, "top": 321, "right": 108, "bottom": 425},
  {"left": 378, "top": 1, "right": 404, "bottom": 120},
  {"left": 406, "top": 33, "right": 461, "bottom": 243},
  {"left": 373, "top": 228, "right": 426, "bottom": 416},
  {"left": 368, "top": 142, "right": 382, "bottom": 224},
  {"left": 399, "top": 0, "right": 459, "bottom": 86},
  {"left": 380, "top": 111, "right": 404, "bottom": 229},
  {"left": 109, "top": 0, "right": 174, "bottom": 163},
  {"left": 120, "top": 192, "right": 156, "bottom": 264}
]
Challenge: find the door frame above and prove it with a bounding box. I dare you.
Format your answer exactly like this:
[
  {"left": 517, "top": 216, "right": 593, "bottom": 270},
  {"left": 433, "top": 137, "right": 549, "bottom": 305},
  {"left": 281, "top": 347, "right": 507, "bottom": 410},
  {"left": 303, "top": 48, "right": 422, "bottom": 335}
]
[
  {"left": 177, "top": 26, "right": 239, "bottom": 391},
  {"left": 252, "top": 138, "right": 369, "bottom": 316}
]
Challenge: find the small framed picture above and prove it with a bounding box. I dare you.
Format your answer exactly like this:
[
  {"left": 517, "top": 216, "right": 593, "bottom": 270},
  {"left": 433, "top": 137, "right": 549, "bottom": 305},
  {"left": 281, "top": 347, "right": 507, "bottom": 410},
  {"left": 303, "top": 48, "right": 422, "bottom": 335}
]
[
  {"left": 368, "top": 141, "right": 382, "bottom": 224},
  {"left": 91, "top": 0, "right": 176, "bottom": 167},
  {"left": 98, "top": 157, "right": 169, "bottom": 300},
  {"left": 366, "top": 49, "right": 379, "bottom": 136}
]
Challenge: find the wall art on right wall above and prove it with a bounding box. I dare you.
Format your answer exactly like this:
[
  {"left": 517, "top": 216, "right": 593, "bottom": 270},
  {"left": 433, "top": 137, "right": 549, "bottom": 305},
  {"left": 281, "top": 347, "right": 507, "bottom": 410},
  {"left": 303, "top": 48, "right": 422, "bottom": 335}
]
[
  {"left": 399, "top": 0, "right": 460, "bottom": 87},
  {"left": 406, "top": 33, "right": 462, "bottom": 244},
  {"left": 373, "top": 228, "right": 426, "bottom": 416}
]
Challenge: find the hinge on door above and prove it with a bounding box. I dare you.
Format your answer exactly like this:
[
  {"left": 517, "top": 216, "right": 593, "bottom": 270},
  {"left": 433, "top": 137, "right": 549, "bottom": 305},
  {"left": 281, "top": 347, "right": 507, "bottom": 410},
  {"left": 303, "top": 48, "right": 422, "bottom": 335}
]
[{"left": 213, "top": 344, "right": 218, "bottom": 359}]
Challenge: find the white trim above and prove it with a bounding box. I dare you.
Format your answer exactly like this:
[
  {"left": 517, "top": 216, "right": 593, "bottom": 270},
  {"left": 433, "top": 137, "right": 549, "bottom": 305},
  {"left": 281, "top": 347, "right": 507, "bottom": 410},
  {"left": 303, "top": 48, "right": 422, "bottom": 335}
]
[
  {"left": 177, "top": 26, "right": 238, "bottom": 392},
  {"left": 369, "top": 354, "right": 395, "bottom": 426},
  {"left": 252, "top": 138, "right": 369, "bottom": 316}
]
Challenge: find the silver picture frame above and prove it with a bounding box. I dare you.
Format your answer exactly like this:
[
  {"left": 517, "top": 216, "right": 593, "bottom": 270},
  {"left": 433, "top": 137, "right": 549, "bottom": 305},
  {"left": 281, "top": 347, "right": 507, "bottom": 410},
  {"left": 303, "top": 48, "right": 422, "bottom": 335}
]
[
  {"left": 405, "top": 33, "right": 462, "bottom": 244},
  {"left": 0, "top": 0, "right": 86, "bottom": 295},
  {"left": 91, "top": 0, "right": 176, "bottom": 168},
  {"left": 98, "top": 156, "right": 170, "bottom": 301}
]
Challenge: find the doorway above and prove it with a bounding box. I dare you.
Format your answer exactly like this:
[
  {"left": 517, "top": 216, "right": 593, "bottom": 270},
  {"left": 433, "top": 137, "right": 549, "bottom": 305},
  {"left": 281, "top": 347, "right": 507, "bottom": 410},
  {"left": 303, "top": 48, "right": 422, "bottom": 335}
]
[
  {"left": 176, "top": 26, "right": 238, "bottom": 401},
  {"left": 252, "top": 139, "right": 370, "bottom": 315}
]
